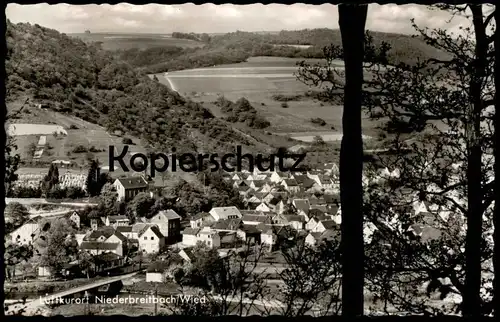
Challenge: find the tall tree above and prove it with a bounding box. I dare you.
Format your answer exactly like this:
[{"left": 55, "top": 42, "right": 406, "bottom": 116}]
[
  {"left": 5, "top": 202, "right": 30, "bottom": 234},
  {"left": 338, "top": 4, "right": 368, "bottom": 316},
  {"left": 85, "top": 159, "right": 101, "bottom": 196},
  {"left": 493, "top": 5, "right": 499, "bottom": 318}
]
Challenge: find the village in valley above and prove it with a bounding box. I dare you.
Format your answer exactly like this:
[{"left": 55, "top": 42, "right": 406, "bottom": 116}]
[{"left": 5, "top": 154, "right": 448, "bottom": 316}]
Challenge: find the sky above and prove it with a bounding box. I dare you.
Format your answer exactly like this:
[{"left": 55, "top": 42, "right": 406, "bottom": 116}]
[{"left": 6, "top": 3, "right": 472, "bottom": 35}]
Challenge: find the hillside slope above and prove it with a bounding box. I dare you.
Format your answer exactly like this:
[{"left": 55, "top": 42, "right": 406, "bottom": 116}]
[
  {"left": 5, "top": 21, "right": 274, "bottom": 157},
  {"left": 116, "top": 28, "right": 450, "bottom": 74}
]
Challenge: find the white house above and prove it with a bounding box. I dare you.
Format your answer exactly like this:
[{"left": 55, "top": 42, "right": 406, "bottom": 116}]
[
  {"left": 149, "top": 209, "right": 181, "bottom": 243},
  {"left": 10, "top": 220, "right": 40, "bottom": 245},
  {"left": 68, "top": 211, "right": 81, "bottom": 229},
  {"left": 104, "top": 215, "right": 130, "bottom": 228},
  {"left": 190, "top": 213, "right": 214, "bottom": 229},
  {"left": 138, "top": 225, "right": 165, "bottom": 254},
  {"left": 283, "top": 215, "right": 304, "bottom": 231},
  {"left": 311, "top": 220, "right": 337, "bottom": 233},
  {"left": 209, "top": 206, "right": 242, "bottom": 221},
  {"left": 182, "top": 228, "right": 201, "bottom": 247},
  {"left": 197, "top": 228, "right": 221, "bottom": 249},
  {"left": 281, "top": 179, "right": 300, "bottom": 193},
  {"left": 113, "top": 176, "right": 149, "bottom": 202},
  {"left": 256, "top": 202, "right": 272, "bottom": 212}
]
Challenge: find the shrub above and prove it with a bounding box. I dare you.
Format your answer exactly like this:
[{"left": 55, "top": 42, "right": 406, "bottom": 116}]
[
  {"left": 122, "top": 137, "right": 133, "bottom": 144},
  {"left": 69, "top": 124, "right": 79, "bottom": 129},
  {"left": 281, "top": 102, "right": 289, "bottom": 108},
  {"left": 72, "top": 145, "right": 88, "bottom": 153},
  {"left": 311, "top": 117, "right": 326, "bottom": 126}
]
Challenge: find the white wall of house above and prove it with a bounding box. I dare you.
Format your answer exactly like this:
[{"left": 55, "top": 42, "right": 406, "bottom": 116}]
[
  {"left": 11, "top": 223, "right": 39, "bottom": 245},
  {"left": 289, "top": 221, "right": 303, "bottom": 231},
  {"left": 305, "top": 219, "right": 319, "bottom": 231},
  {"left": 113, "top": 180, "right": 126, "bottom": 202},
  {"left": 139, "top": 228, "right": 164, "bottom": 254},
  {"left": 305, "top": 234, "right": 317, "bottom": 247},
  {"left": 146, "top": 272, "right": 164, "bottom": 283},
  {"left": 182, "top": 234, "right": 198, "bottom": 247},
  {"left": 256, "top": 203, "right": 271, "bottom": 212},
  {"left": 311, "top": 222, "right": 327, "bottom": 233},
  {"left": 261, "top": 233, "right": 276, "bottom": 245},
  {"left": 198, "top": 232, "right": 221, "bottom": 249},
  {"left": 69, "top": 213, "right": 80, "bottom": 228}
]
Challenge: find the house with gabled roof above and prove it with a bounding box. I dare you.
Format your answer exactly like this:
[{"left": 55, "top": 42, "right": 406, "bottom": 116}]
[
  {"left": 281, "top": 178, "right": 300, "bottom": 193},
  {"left": 190, "top": 212, "right": 214, "bottom": 229},
  {"left": 138, "top": 225, "right": 165, "bottom": 254},
  {"left": 210, "top": 218, "right": 243, "bottom": 232},
  {"left": 305, "top": 213, "right": 330, "bottom": 231},
  {"left": 209, "top": 206, "right": 242, "bottom": 221},
  {"left": 149, "top": 209, "right": 182, "bottom": 244},
  {"left": 292, "top": 199, "right": 310, "bottom": 214},
  {"left": 237, "top": 224, "right": 262, "bottom": 244},
  {"left": 241, "top": 211, "right": 272, "bottom": 226},
  {"left": 182, "top": 227, "right": 200, "bottom": 247},
  {"left": 79, "top": 241, "right": 123, "bottom": 256},
  {"left": 305, "top": 229, "right": 339, "bottom": 247},
  {"left": 104, "top": 215, "right": 130, "bottom": 228},
  {"left": 256, "top": 202, "right": 272, "bottom": 212},
  {"left": 310, "top": 204, "right": 328, "bottom": 213},
  {"left": 9, "top": 217, "right": 42, "bottom": 246},
  {"left": 311, "top": 220, "right": 337, "bottom": 233},
  {"left": 198, "top": 228, "right": 221, "bottom": 249},
  {"left": 113, "top": 176, "right": 149, "bottom": 202},
  {"left": 283, "top": 214, "right": 305, "bottom": 231},
  {"left": 67, "top": 211, "right": 81, "bottom": 229}
]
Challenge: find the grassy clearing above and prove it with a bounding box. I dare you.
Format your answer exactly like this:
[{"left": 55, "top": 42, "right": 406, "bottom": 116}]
[{"left": 70, "top": 33, "right": 204, "bottom": 51}]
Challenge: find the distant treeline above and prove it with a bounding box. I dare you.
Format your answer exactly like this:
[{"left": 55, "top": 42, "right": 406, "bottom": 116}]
[
  {"left": 171, "top": 32, "right": 211, "bottom": 42},
  {"left": 114, "top": 29, "right": 450, "bottom": 74}
]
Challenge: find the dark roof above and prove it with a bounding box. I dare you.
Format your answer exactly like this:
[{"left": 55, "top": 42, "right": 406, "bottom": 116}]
[
  {"left": 310, "top": 205, "right": 328, "bottom": 213},
  {"left": 326, "top": 205, "right": 339, "bottom": 215},
  {"left": 240, "top": 224, "right": 261, "bottom": 234},
  {"left": 323, "top": 194, "right": 339, "bottom": 205},
  {"left": 293, "top": 174, "right": 308, "bottom": 184},
  {"left": 80, "top": 241, "right": 120, "bottom": 250},
  {"left": 93, "top": 252, "right": 122, "bottom": 263},
  {"left": 115, "top": 176, "right": 148, "bottom": 190},
  {"left": 108, "top": 215, "right": 129, "bottom": 222},
  {"left": 319, "top": 220, "right": 337, "bottom": 230},
  {"left": 211, "top": 218, "right": 242, "bottom": 231},
  {"left": 87, "top": 227, "right": 116, "bottom": 240},
  {"left": 252, "top": 180, "right": 266, "bottom": 188},
  {"left": 116, "top": 226, "right": 133, "bottom": 233},
  {"left": 147, "top": 225, "right": 164, "bottom": 238},
  {"left": 242, "top": 214, "right": 270, "bottom": 223},
  {"left": 293, "top": 199, "right": 310, "bottom": 213},
  {"left": 219, "top": 232, "right": 238, "bottom": 243},
  {"left": 192, "top": 212, "right": 210, "bottom": 221},
  {"left": 283, "top": 215, "right": 304, "bottom": 222},
  {"left": 308, "top": 208, "right": 326, "bottom": 217},
  {"left": 152, "top": 210, "right": 181, "bottom": 221},
  {"left": 283, "top": 179, "right": 299, "bottom": 186},
  {"left": 182, "top": 227, "right": 201, "bottom": 235},
  {"left": 147, "top": 260, "right": 173, "bottom": 273}
]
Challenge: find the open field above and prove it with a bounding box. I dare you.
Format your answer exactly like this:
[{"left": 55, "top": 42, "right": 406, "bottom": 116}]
[
  {"left": 7, "top": 102, "right": 147, "bottom": 168},
  {"left": 152, "top": 56, "right": 380, "bottom": 138},
  {"left": 70, "top": 33, "right": 204, "bottom": 51}
]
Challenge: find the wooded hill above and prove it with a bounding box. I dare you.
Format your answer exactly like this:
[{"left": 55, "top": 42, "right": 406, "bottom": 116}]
[
  {"left": 5, "top": 21, "right": 272, "bottom": 156},
  {"left": 115, "top": 28, "right": 451, "bottom": 74}
]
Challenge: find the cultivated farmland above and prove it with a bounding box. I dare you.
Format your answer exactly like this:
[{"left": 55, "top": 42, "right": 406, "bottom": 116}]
[
  {"left": 70, "top": 33, "right": 204, "bottom": 51},
  {"left": 151, "top": 56, "right": 378, "bottom": 140}
]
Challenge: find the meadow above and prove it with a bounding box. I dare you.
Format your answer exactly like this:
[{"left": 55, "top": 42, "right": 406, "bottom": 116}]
[
  {"left": 70, "top": 33, "right": 204, "bottom": 51},
  {"left": 152, "top": 56, "right": 378, "bottom": 139},
  {"left": 8, "top": 102, "right": 147, "bottom": 168}
]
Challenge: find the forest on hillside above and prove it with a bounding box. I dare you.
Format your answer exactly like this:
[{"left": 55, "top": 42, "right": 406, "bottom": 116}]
[
  {"left": 5, "top": 21, "right": 260, "bottom": 156},
  {"left": 114, "top": 28, "right": 451, "bottom": 74}
]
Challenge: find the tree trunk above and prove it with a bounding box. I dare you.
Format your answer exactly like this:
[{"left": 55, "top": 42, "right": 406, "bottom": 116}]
[
  {"left": 493, "top": 6, "right": 499, "bottom": 318},
  {"left": 338, "top": 4, "right": 368, "bottom": 317},
  {"left": 463, "top": 5, "right": 487, "bottom": 317}
]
